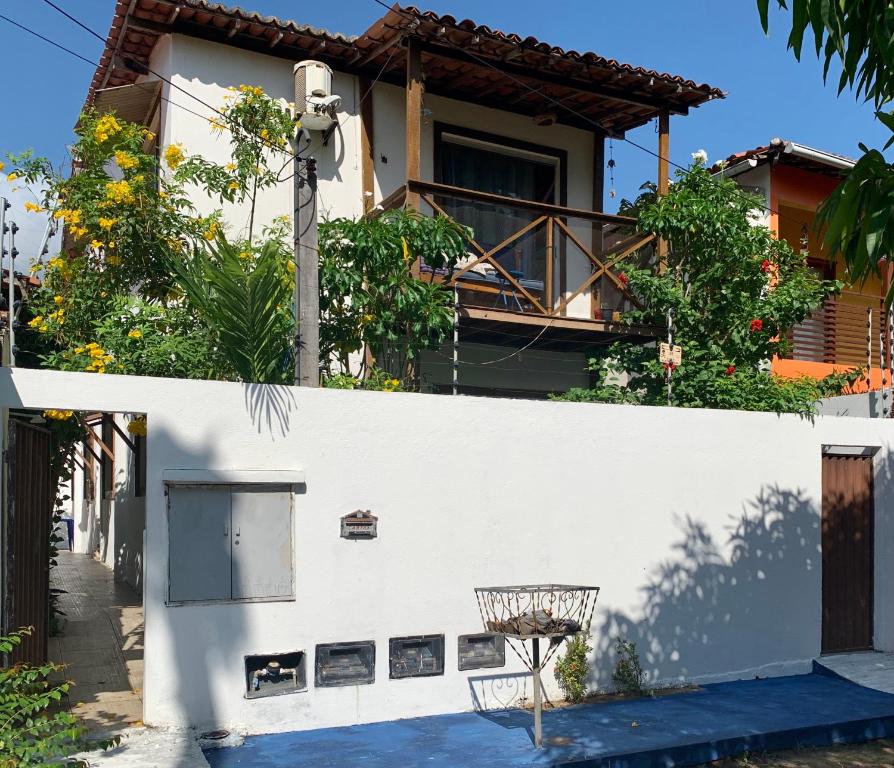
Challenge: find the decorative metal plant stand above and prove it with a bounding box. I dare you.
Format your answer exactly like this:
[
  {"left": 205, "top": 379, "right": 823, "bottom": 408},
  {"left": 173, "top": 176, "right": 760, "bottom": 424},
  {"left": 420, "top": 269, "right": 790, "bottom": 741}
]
[{"left": 475, "top": 584, "right": 599, "bottom": 748}]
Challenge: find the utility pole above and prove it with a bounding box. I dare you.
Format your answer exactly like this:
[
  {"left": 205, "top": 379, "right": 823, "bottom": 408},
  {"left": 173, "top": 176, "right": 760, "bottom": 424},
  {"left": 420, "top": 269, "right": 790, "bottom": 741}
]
[{"left": 293, "top": 150, "right": 319, "bottom": 387}]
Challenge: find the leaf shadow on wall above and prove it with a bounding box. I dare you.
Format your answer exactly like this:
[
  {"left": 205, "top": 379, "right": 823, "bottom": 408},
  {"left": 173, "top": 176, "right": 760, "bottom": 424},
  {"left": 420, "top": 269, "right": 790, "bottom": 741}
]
[
  {"left": 244, "top": 382, "right": 296, "bottom": 438},
  {"left": 591, "top": 485, "right": 823, "bottom": 691}
]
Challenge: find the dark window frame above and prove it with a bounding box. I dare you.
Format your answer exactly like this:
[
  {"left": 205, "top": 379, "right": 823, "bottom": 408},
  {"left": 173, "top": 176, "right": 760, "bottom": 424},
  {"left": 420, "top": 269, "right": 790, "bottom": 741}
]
[{"left": 100, "top": 415, "right": 114, "bottom": 498}]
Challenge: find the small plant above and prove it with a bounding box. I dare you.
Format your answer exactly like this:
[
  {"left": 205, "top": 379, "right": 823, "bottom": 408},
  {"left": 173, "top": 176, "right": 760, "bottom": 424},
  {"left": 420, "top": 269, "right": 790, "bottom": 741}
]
[
  {"left": 612, "top": 637, "right": 646, "bottom": 696},
  {"left": 553, "top": 633, "right": 591, "bottom": 704},
  {"left": 0, "top": 628, "right": 118, "bottom": 766}
]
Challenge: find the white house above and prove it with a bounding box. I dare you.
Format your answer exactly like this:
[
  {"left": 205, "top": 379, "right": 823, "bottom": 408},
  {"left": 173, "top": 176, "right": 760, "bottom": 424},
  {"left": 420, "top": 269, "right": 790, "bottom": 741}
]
[
  {"left": 86, "top": 0, "right": 723, "bottom": 398},
  {"left": 34, "top": 0, "right": 892, "bottom": 742}
]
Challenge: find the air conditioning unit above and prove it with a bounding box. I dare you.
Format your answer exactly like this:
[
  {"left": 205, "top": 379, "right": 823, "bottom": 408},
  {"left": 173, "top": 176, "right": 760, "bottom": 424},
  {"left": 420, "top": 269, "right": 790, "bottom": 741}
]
[{"left": 293, "top": 60, "right": 341, "bottom": 132}]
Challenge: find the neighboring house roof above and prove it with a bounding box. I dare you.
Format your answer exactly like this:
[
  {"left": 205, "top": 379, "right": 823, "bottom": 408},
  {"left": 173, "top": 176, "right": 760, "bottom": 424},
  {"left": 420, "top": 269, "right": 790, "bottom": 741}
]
[
  {"left": 86, "top": 1, "right": 724, "bottom": 135},
  {"left": 712, "top": 138, "right": 855, "bottom": 178}
]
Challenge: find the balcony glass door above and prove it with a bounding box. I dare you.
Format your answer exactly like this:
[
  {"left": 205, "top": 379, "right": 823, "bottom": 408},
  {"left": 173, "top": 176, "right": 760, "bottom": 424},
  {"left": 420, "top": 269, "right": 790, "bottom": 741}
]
[{"left": 437, "top": 132, "right": 560, "bottom": 288}]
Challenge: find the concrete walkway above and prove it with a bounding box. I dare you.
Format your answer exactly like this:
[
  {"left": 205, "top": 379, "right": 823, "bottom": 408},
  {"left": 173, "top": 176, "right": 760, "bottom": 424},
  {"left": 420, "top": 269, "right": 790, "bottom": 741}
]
[
  {"left": 50, "top": 552, "right": 144, "bottom": 735},
  {"left": 816, "top": 652, "right": 894, "bottom": 694}
]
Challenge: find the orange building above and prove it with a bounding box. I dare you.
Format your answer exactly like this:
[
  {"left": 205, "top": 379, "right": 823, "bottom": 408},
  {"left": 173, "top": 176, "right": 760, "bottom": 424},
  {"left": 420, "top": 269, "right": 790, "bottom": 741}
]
[{"left": 717, "top": 138, "right": 888, "bottom": 391}]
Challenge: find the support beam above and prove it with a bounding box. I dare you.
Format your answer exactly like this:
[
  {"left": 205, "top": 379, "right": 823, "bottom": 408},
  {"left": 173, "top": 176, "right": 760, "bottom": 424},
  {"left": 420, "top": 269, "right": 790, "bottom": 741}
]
[
  {"left": 405, "top": 37, "right": 424, "bottom": 209},
  {"left": 657, "top": 109, "right": 670, "bottom": 269},
  {"left": 359, "top": 77, "right": 376, "bottom": 215}
]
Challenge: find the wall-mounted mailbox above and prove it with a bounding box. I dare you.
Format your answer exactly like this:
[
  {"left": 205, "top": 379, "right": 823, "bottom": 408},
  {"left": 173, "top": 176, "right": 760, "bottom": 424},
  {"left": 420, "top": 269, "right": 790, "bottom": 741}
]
[
  {"left": 458, "top": 633, "right": 506, "bottom": 671},
  {"left": 315, "top": 641, "right": 376, "bottom": 687},
  {"left": 245, "top": 651, "right": 306, "bottom": 699},
  {"left": 389, "top": 635, "right": 445, "bottom": 679},
  {"left": 341, "top": 510, "right": 377, "bottom": 540}
]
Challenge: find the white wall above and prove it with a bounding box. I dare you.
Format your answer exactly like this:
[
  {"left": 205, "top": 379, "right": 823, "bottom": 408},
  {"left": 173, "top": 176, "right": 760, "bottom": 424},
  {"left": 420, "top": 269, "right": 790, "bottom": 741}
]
[{"left": 5, "top": 367, "right": 894, "bottom": 736}]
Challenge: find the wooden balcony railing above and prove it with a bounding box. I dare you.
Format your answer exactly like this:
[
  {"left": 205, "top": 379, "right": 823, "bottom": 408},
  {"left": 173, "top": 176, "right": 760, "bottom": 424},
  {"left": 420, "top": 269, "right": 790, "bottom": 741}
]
[
  {"left": 379, "top": 180, "right": 656, "bottom": 323},
  {"left": 786, "top": 294, "right": 886, "bottom": 368}
]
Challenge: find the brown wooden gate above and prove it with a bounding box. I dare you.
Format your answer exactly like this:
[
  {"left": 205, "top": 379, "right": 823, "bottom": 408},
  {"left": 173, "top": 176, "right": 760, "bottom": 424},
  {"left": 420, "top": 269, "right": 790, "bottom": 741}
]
[
  {"left": 822, "top": 453, "right": 874, "bottom": 654},
  {"left": 4, "top": 419, "right": 51, "bottom": 664}
]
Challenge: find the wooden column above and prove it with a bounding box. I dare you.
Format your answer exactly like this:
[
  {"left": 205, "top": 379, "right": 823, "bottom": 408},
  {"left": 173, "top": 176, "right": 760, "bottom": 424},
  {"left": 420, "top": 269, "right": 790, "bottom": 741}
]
[
  {"left": 591, "top": 131, "right": 605, "bottom": 319},
  {"left": 405, "top": 37, "right": 423, "bottom": 210},
  {"left": 657, "top": 109, "right": 670, "bottom": 269},
  {"left": 359, "top": 77, "right": 375, "bottom": 215}
]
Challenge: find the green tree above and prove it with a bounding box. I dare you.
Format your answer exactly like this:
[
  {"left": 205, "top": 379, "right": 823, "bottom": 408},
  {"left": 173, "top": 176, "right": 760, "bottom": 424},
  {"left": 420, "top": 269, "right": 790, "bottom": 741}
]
[
  {"left": 757, "top": 0, "right": 894, "bottom": 303},
  {"left": 554, "top": 165, "right": 856, "bottom": 414},
  {"left": 319, "top": 208, "right": 469, "bottom": 382}
]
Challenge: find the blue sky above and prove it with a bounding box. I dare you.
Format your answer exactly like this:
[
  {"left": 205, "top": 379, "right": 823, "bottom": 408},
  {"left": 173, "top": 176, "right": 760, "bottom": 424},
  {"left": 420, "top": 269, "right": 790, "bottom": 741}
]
[{"left": 0, "top": 0, "right": 887, "bottom": 255}]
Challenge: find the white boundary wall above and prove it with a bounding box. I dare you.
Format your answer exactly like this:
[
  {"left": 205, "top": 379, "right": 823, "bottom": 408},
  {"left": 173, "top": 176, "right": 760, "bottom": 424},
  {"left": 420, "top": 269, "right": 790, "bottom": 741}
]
[{"left": 6, "top": 368, "right": 894, "bottom": 735}]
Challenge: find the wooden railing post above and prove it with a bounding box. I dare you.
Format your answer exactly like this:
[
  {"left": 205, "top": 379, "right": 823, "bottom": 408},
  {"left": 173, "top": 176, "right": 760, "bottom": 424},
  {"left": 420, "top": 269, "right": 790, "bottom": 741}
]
[{"left": 545, "top": 216, "right": 554, "bottom": 313}]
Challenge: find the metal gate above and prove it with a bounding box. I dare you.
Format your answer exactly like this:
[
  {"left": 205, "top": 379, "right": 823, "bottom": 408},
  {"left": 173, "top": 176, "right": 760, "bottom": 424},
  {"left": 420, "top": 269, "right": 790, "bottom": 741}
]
[
  {"left": 821, "top": 453, "right": 874, "bottom": 654},
  {"left": 4, "top": 419, "right": 51, "bottom": 664}
]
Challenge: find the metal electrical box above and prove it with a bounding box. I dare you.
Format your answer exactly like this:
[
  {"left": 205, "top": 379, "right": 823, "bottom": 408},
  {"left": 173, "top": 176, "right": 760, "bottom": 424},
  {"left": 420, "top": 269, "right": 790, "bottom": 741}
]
[
  {"left": 315, "top": 641, "right": 376, "bottom": 687},
  {"left": 458, "top": 633, "right": 505, "bottom": 671},
  {"left": 167, "top": 484, "right": 294, "bottom": 603},
  {"left": 389, "top": 635, "right": 445, "bottom": 679}
]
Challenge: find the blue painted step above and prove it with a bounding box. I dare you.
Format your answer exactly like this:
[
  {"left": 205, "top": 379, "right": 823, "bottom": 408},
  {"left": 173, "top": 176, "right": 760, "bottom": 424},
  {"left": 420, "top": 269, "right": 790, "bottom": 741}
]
[{"left": 204, "top": 672, "right": 894, "bottom": 767}]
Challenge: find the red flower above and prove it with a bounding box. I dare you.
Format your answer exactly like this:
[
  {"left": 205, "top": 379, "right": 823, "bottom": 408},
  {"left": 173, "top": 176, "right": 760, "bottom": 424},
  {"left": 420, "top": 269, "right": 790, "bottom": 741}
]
[
  {"left": 760, "top": 259, "right": 771, "bottom": 273},
  {"left": 726, "top": 365, "right": 736, "bottom": 376},
  {"left": 750, "top": 318, "right": 763, "bottom": 333},
  {"left": 618, "top": 272, "right": 629, "bottom": 286}
]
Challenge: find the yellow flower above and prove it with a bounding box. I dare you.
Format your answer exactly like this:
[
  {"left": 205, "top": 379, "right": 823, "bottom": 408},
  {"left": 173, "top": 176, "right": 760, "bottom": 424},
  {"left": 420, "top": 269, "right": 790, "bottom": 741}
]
[
  {"left": 53, "top": 209, "right": 67, "bottom": 220},
  {"left": 164, "top": 143, "right": 185, "bottom": 170},
  {"left": 70, "top": 226, "right": 87, "bottom": 239},
  {"left": 225, "top": 163, "right": 236, "bottom": 171},
  {"left": 94, "top": 114, "right": 122, "bottom": 143},
  {"left": 128, "top": 328, "right": 142, "bottom": 339},
  {"left": 401, "top": 237, "right": 410, "bottom": 263},
  {"left": 203, "top": 221, "right": 220, "bottom": 241},
  {"left": 54, "top": 295, "right": 64, "bottom": 305},
  {"left": 238, "top": 251, "right": 251, "bottom": 260},
  {"left": 38, "top": 325, "right": 49, "bottom": 334},
  {"left": 98, "top": 217, "right": 117, "bottom": 231},
  {"left": 47, "top": 258, "right": 65, "bottom": 270},
  {"left": 105, "top": 180, "right": 135, "bottom": 205},
  {"left": 100, "top": 291, "right": 108, "bottom": 298},
  {"left": 6, "top": 172, "right": 19, "bottom": 182},
  {"left": 114, "top": 150, "right": 138, "bottom": 170},
  {"left": 143, "top": 128, "right": 155, "bottom": 141},
  {"left": 127, "top": 417, "right": 147, "bottom": 436},
  {"left": 74, "top": 347, "right": 84, "bottom": 354},
  {"left": 209, "top": 120, "right": 227, "bottom": 133},
  {"left": 286, "top": 260, "right": 296, "bottom": 273},
  {"left": 260, "top": 128, "right": 269, "bottom": 139},
  {"left": 24, "top": 201, "right": 44, "bottom": 213},
  {"left": 89, "top": 347, "right": 105, "bottom": 358},
  {"left": 90, "top": 240, "right": 104, "bottom": 250},
  {"left": 28, "top": 315, "right": 43, "bottom": 328},
  {"left": 106, "top": 254, "right": 121, "bottom": 266},
  {"left": 228, "top": 181, "right": 239, "bottom": 191},
  {"left": 43, "top": 409, "right": 74, "bottom": 421},
  {"left": 0, "top": 161, "right": 4, "bottom": 172}
]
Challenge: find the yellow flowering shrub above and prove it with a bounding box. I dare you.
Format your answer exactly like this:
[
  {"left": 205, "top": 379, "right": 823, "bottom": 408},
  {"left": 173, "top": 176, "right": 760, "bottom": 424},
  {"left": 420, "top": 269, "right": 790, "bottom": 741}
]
[{"left": 113, "top": 150, "right": 138, "bottom": 170}]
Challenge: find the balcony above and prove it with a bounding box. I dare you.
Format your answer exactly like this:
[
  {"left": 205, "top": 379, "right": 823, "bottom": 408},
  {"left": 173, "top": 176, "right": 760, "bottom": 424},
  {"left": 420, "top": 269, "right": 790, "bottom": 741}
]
[{"left": 381, "top": 180, "right": 658, "bottom": 338}]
